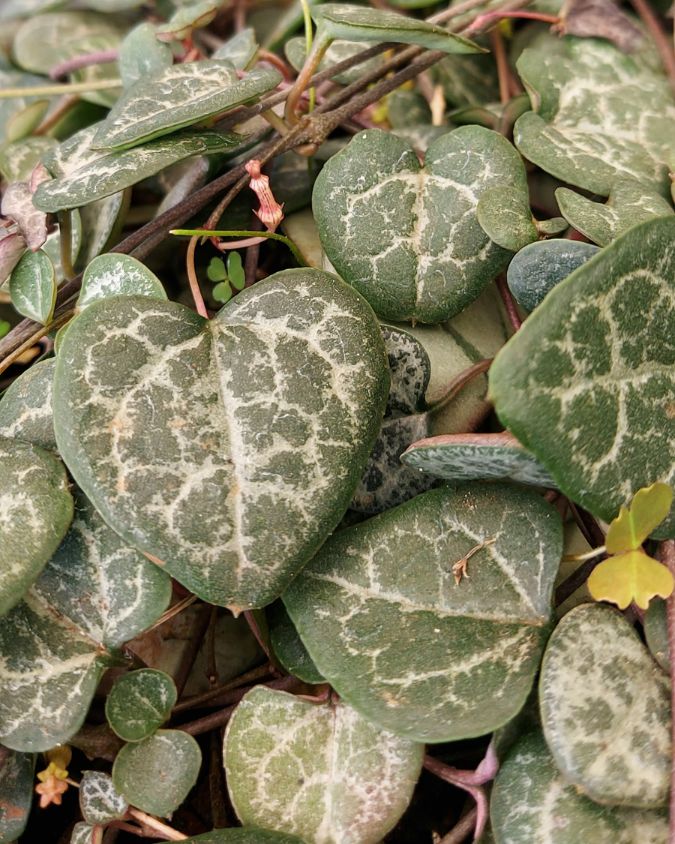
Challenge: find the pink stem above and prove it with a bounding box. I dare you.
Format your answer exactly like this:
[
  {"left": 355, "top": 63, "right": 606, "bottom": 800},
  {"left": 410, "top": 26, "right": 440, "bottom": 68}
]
[
  {"left": 49, "top": 49, "right": 119, "bottom": 80},
  {"left": 465, "top": 9, "right": 560, "bottom": 32}
]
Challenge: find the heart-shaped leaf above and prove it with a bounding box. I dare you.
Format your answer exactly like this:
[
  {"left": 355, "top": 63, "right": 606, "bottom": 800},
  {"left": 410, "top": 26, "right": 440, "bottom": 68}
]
[
  {"left": 267, "top": 601, "right": 324, "bottom": 683},
  {"left": 506, "top": 239, "right": 599, "bottom": 312},
  {"left": 53, "top": 269, "right": 389, "bottom": 610},
  {"left": 0, "top": 436, "right": 73, "bottom": 616},
  {"left": 0, "top": 750, "right": 35, "bottom": 842},
  {"left": 491, "top": 730, "right": 669, "bottom": 843},
  {"left": 93, "top": 62, "right": 281, "bottom": 151},
  {"left": 401, "top": 432, "right": 556, "bottom": 487},
  {"left": 118, "top": 22, "right": 173, "bottom": 89},
  {"left": 0, "top": 359, "right": 56, "bottom": 450},
  {"left": 312, "top": 5, "right": 483, "bottom": 55},
  {"left": 112, "top": 729, "right": 201, "bottom": 816},
  {"left": 106, "top": 669, "right": 177, "bottom": 742},
  {"left": 514, "top": 32, "right": 675, "bottom": 196},
  {"left": 556, "top": 180, "right": 674, "bottom": 247},
  {"left": 539, "top": 603, "right": 670, "bottom": 806},
  {"left": 313, "top": 127, "right": 531, "bottom": 322},
  {"left": 34, "top": 125, "right": 246, "bottom": 212},
  {"left": 224, "top": 686, "right": 423, "bottom": 844},
  {"left": 587, "top": 550, "right": 674, "bottom": 610},
  {"left": 9, "top": 249, "right": 57, "bottom": 325},
  {"left": 606, "top": 482, "right": 673, "bottom": 553},
  {"left": 489, "top": 217, "right": 675, "bottom": 538},
  {"left": 78, "top": 254, "right": 166, "bottom": 310},
  {"left": 79, "top": 770, "right": 128, "bottom": 824},
  {"left": 284, "top": 483, "right": 562, "bottom": 742}
]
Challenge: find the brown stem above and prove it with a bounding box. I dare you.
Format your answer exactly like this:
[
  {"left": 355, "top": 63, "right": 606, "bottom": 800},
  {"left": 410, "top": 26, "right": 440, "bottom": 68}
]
[
  {"left": 490, "top": 29, "right": 511, "bottom": 106},
  {"left": 660, "top": 539, "right": 675, "bottom": 844},
  {"left": 173, "top": 663, "right": 273, "bottom": 713},
  {"left": 497, "top": 275, "right": 522, "bottom": 331},
  {"left": 628, "top": 0, "right": 675, "bottom": 95},
  {"left": 439, "top": 808, "right": 479, "bottom": 844},
  {"left": 205, "top": 606, "right": 219, "bottom": 687},
  {"left": 127, "top": 808, "right": 187, "bottom": 841},
  {"left": 58, "top": 210, "right": 75, "bottom": 281},
  {"left": 285, "top": 36, "right": 331, "bottom": 123},
  {"left": 144, "top": 593, "right": 198, "bottom": 634}
]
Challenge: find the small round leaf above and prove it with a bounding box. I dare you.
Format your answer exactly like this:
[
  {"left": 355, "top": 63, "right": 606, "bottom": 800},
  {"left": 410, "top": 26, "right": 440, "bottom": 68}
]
[{"left": 106, "top": 669, "right": 177, "bottom": 742}]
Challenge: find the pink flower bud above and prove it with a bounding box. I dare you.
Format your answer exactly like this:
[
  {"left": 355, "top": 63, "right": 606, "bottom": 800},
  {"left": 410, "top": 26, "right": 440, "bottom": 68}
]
[{"left": 245, "top": 160, "right": 284, "bottom": 232}]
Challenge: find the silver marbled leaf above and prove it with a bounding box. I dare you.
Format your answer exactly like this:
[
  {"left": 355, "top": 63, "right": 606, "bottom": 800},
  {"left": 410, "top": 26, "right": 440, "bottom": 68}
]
[{"left": 80, "top": 770, "right": 128, "bottom": 825}]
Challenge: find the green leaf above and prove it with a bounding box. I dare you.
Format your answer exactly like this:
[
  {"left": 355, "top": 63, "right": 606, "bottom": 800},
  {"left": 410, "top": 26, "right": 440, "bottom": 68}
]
[
  {"left": 284, "top": 36, "right": 383, "bottom": 86},
  {"left": 313, "top": 127, "right": 530, "bottom": 322},
  {"left": 606, "top": 482, "right": 674, "bottom": 553},
  {"left": 34, "top": 125, "right": 246, "bottom": 212},
  {"left": 106, "top": 669, "right": 177, "bottom": 742},
  {"left": 176, "top": 831, "right": 304, "bottom": 843},
  {"left": 53, "top": 269, "right": 389, "bottom": 610},
  {"left": 212, "top": 28, "right": 259, "bottom": 70},
  {"left": 488, "top": 217, "right": 675, "bottom": 539},
  {"left": 71, "top": 823, "right": 97, "bottom": 844},
  {"left": 312, "top": 5, "right": 484, "bottom": 55},
  {"left": 156, "top": 1, "right": 219, "bottom": 41},
  {"left": 267, "top": 601, "right": 325, "bottom": 683},
  {"left": 539, "top": 603, "right": 671, "bottom": 807},
  {"left": 401, "top": 432, "right": 556, "bottom": 487},
  {"left": 223, "top": 686, "right": 423, "bottom": 843},
  {"left": 207, "top": 257, "right": 228, "bottom": 282},
  {"left": 118, "top": 22, "right": 173, "bottom": 89},
  {"left": 476, "top": 185, "right": 537, "bottom": 252},
  {"left": 0, "top": 359, "right": 57, "bottom": 450},
  {"left": 79, "top": 770, "right": 128, "bottom": 824},
  {"left": 93, "top": 63, "right": 281, "bottom": 151},
  {"left": 644, "top": 598, "right": 670, "bottom": 673},
  {"left": 284, "top": 483, "right": 562, "bottom": 743},
  {"left": 227, "top": 251, "right": 246, "bottom": 291},
  {"left": 587, "top": 550, "right": 674, "bottom": 610},
  {"left": 514, "top": 32, "right": 675, "bottom": 196},
  {"left": 0, "top": 436, "right": 73, "bottom": 617},
  {"left": 0, "top": 137, "right": 57, "bottom": 183},
  {"left": 0, "top": 750, "right": 35, "bottom": 842},
  {"left": 506, "top": 238, "right": 599, "bottom": 312},
  {"left": 75, "top": 190, "right": 130, "bottom": 272},
  {"left": 112, "top": 729, "right": 201, "bottom": 817},
  {"left": 556, "top": 180, "right": 674, "bottom": 247},
  {"left": 491, "top": 730, "right": 669, "bottom": 843},
  {"left": 9, "top": 249, "right": 57, "bottom": 325},
  {"left": 78, "top": 254, "right": 166, "bottom": 310}
]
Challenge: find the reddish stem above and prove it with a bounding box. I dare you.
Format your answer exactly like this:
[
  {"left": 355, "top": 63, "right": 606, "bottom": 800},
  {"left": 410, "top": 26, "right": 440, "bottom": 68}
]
[
  {"left": 497, "top": 276, "right": 522, "bottom": 331},
  {"left": 49, "top": 49, "right": 119, "bottom": 80},
  {"left": 466, "top": 9, "right": 560, "bottom": 32}
]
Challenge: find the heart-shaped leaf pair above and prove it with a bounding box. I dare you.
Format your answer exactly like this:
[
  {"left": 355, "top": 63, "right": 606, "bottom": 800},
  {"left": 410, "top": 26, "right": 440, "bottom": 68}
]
[
  {"left": 53, "top": 269, "right": 389, "bottom": 611},
  {"left": 313, "top": 126, "right": 533, "bottom": 323}
]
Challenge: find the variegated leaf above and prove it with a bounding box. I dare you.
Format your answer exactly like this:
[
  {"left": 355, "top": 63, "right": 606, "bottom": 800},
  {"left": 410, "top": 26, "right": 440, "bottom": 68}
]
[
  {"left": 71, "top": 822, "right": 97, "bottom": 844},
  {"left": 0, "top": 358, "right": 56, "bottom": 450},
  {"left": 432, "top": 54, "right": 498, "bottom": 109},
  {"left": 93, "top": 62, "right": 281, "bottom": 151},
  {"left": 267, "top": 601, "right": 324, "bottom": 684},
  {"left": 53, "top": 270, "right": 389, "bottom": 610},
  {"left": 112, "top": 729, "right": 201, "bottom": 816},
  {"left": 539, "top": 603, "right": 670, "bottom": 807},
  {"left": 381, "top": 326, "right": 430, "bottom": 418},
  {"left": 555, "top": 180, "right": 674, "bottom": 247},
  {"left": 119, "top": 22, "right": 173, "bottom": 88},
  {"left": 506, "top": 239, "right": 599, "bottom": 312},
  {"left": 514, "top": 32, "right": 675, "bottom": 195},
  {"left": 489, "top": 217, "right": 675, "bottom": 538},
  {"left": 34, "top": 125, "right": 246, "bottom": 212},
  {"left": 1, "top": 181, "right": 47, "bottom": 252},
  {"left": 106, "top": 669, "right": 176, "bottom": 742},
  {"left": 223, "top": 686, "right": 423, "bottom": 844},
  {"left": 285, "top": 37, "right": 383, "bottom": 86},
  {"left": 491, "top": 730, "right": 669, "bottom": 843},
  {"left": 78, "top": 254, "right": 166, "bottom": 310},
  {"left": 476, "top": 184, "right": 538, "bottom": 252},
  {"left": 0, "top": 749, "right": 35, "bottom": 842},
  {"left": 313, "top": 127, "right": 529, "bottom": 322},
  {"left": 0, "top": 436, "right": 73, "bottom": 617},
  {"left": 9, "top": 249, "right": 56, "bottom": 324},
  {"left": 80, "top": 770, "right": 128, "bottom": 824},
  {"left": 0, "top": 71, "right": 54, "bottom": 146},
  {"left": 284, "top": 483, "right": 562, "bottom": 742},
  {"left": 156, "top": 0, "right": 219, "bottom": 41},
  {"left": 401, "top": 432, "right": 556, "bottom": 487}
]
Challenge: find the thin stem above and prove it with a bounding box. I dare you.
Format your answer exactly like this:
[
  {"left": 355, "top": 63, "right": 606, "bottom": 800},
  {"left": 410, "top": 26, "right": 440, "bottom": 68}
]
[
  {"left": 49, "top": 49, "right": 119, "bottom": 80},
  {"left": 497, "top": 275, "right": 522, "bottom": 331},
  {"left": 186, "top": 235, "right": 209, "bottom": 318},
  {"left": 427, "top": 359, "right": 493, "bottom": 413},
  {"left": 0, "top": 309, "right": 74, "bottom": 376},
  {"left": 465, "top": 9, "right": 559, "bottom": 32},
  {"left": 300, "top": 0, "right": 317, "bottom": 111},
  {"left": 172, "top": 228, "right": 305, "bottom": 265},
  {"left": 57, "top": 211, "right": 75, "bottom": 281},
  {"left": 562, "top": 545, "right": 606, "bottom": 563},
  {"left": 423, "top": 755, "right": 490, "bottom": 842},
  {"left": 628, "top": 0, "right": 675, "bottom": 94},
  {"left": 284, "top": 34, "right": 331, "bottom": 123},
  {"left": 173, "top": 663, "right": 273, "bottom": 713},
  {"left": 490, "top": 29, "right": 511, "bottom": 106},
  {"left": 660, "top": 539, "right": 675, "bottom": 844},
  {"left": 205, "top": 606, "right": 219, "bottom": 687},
  {"left": 439, "top": 808, "right": 478, "bottom": 844},
  {"left": 144, "top": 593, "right": 198, "bottom": 634},
  {"left": 127, "top": 808, "right": 187, "bottom": 841},
  {"left": 0, "top": 79, "right": 122, "bottom": 99},
  {"left": 33, "top": 95, "right": 79, "bottom": 135}
]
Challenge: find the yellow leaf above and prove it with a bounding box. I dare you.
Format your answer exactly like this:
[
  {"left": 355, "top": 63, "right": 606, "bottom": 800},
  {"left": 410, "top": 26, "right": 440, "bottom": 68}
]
[
  {"left": 605, "top": 482, "right": 673, "bottom": 554},
  {"left": 588, "top": 550, "right": 674, "bottom": 610}
]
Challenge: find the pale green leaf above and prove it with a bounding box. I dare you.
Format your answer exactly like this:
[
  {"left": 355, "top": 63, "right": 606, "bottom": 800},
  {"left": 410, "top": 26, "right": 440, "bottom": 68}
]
[
  {"left": 0, "top": 137, "right": 57, "bottom": 183},
  {"left": 556, "top": 180, "right": 674, "bottom": 247},
  {"left": 312, "top": 5, "right": 484, "bottom": 55},
  {"left": 156, "top": 1, "right": 219, "bottom": 41},
  {"left": 0, "top": 436, "right": 73, "bottom": 617},
  {"left": 53, "top": 269, "right": 389, "bottom": 610},
  {"left": 75, "top": 190, "right": 130, "bottom": 271},
  {"left": 313, "top": 127, "right": 530, "bottom": 322},
  {"left": 34, "top": 125, "right": 246, "bottom": 212},
  {"left": 588, "top": 550, "right": 674, "bottom": 610},
  {"left": 93, "top": 62, "right": 281, "bottom": 151},
  {"left": 540, "top": 603, "right": 671, "bottom": 806},
  {"left": 119, "top": 22, "right": 173, "bottom": 89},
  {"left": 78, "top": 254, "right": 166, "bottom": 310},
  {"left": 606, "top": 482, "right": 674, "bottom": 553},
  {"left": 489, "top": 217, "right": 675, "bottom": 538},
  {"left": 212, "top": 28, "right": 259, "bottom": 70},
  {"left": 284, "top": 36, "right": 383, "bottom": 86},
  {"left": 71, "top": 823, "right": 97, "bottom": 844},
  {"left": 80, "top": 770, "right": 128, "bottom": 824},
  {"left": 106, "top": 669, "right": 177, "bottom": 742},
  {"left": 223, "top": 686, "right": 423, "bottom": 844},
  {"left": 506, "top": 238, "right": 599, "bottom": 311},
  {"left": 514, "top": 32, "right": 675, "bottom": 195},
  {"left": 0, "top": 750, "right": 35, "bottom": 842},
  {"left": 401, "top": 431, "right": 556, "bottom": 487},
  {"left": 0, "top": 358, "right": 56, "bottom": 450},
  {"left": 112, "top": 729, "right": 201, "bottom": 816},
  {"left": 284, "top": 483, "right": 562, "bottom": 743},
  {"left": 9, "top": 249, "right": 56, "bottom": 325},
  {"left": 476, "top": 185, "right": 537, "bottom": 252},
  {"left": 491, "top": 730, "right": 669, "bottom": 843}
]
